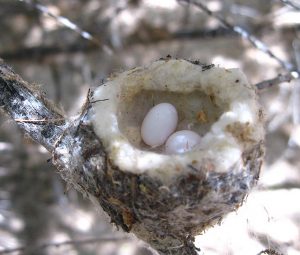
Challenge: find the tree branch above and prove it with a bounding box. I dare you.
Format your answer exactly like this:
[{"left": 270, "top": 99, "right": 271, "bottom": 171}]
[{"left": 0, "top": 62, "right": 67, "bottom": 152}]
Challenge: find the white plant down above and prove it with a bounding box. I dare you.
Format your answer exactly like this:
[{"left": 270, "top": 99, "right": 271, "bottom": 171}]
[{"left": 91, "top": 59, "right": 264, "bottom": 182}]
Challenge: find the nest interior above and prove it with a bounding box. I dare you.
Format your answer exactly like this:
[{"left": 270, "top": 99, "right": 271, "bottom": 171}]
[{"left": 118, "top": 89, "right": 224, "bottom": 152}]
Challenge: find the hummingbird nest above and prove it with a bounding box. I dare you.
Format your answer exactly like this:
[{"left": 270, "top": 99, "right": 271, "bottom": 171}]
[{"left": 53, "top": 58, "right": 264, "bottom": 255}]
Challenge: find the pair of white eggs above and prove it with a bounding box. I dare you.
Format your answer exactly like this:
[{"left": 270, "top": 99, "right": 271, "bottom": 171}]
[{"left": 141, "top": 103, "right": 201, "bottom": 154}]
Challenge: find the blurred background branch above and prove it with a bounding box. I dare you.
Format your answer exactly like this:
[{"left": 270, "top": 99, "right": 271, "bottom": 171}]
[
  {"left": 0, "top": 236, "right": 130, "bottom": 255},
  {"left": 278, "top": 0, "right": 300, "bottom": 11},
  {"left": 18, "top": 0, "right": 114, "bottom": 56},
  {"left": 178, "top": 0, "right": 299, "bottom": 77}
]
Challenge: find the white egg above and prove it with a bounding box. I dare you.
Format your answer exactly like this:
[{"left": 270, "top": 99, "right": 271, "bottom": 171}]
[
  {"left": 165, "top": 130, "right": 201, "bottom": 154},
  {"left": 141, "top": 103, "right": 178, "bottom": 147}
]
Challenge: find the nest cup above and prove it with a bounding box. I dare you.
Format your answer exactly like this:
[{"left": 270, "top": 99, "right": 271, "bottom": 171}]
[{"left": 84, "top": 59, "right": 265, "bottom": 254}]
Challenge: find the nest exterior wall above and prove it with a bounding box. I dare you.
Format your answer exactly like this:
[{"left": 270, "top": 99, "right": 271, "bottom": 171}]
[{"left": 52, "top": 115, "right": 264, "bottom": 254}]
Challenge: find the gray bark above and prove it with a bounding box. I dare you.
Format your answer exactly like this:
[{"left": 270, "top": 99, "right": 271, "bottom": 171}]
[{"left": 0, "top": 61, "right": 67, "bottom": 152}]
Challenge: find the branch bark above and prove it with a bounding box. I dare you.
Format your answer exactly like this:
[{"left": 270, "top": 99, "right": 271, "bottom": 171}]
[{"left": 0, "top": 61, "right": 67, "bottom": 152}]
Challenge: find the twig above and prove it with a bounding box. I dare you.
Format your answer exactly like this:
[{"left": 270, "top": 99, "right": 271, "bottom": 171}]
[
  {"left": 0, "top": 236, "right": 130, "bottom": 254},
  {"left": 177, "top": 0, "right": 298, "bottom": 74},
  {"left": 278, "top": 0, "right": 300, "bottom": 11},
  {"left": 90, "top": 99, "right": 109, "bottom": 104},
  {"left": 18, "top": 0, "right": 113, "bottom": 56}
]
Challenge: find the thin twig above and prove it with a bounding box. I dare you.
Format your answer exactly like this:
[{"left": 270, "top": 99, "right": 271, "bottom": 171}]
[
  {"left": 177, "top": 0, "right": 298, "bottom": 74},
  {"left": 0, "top": 236, "right": 130, "bottom": 255},
  {"left": 15, "top": 118, "right": 65, "bottom": 123},
  {"left": 90, "top": 99, "right": 109, "bottom": 104},
  {"left": 18, "top": 0, "right": 113, "bottom": 55},
  {"left": 278, "top": 0, "right": 300, "bottom": 11}
]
